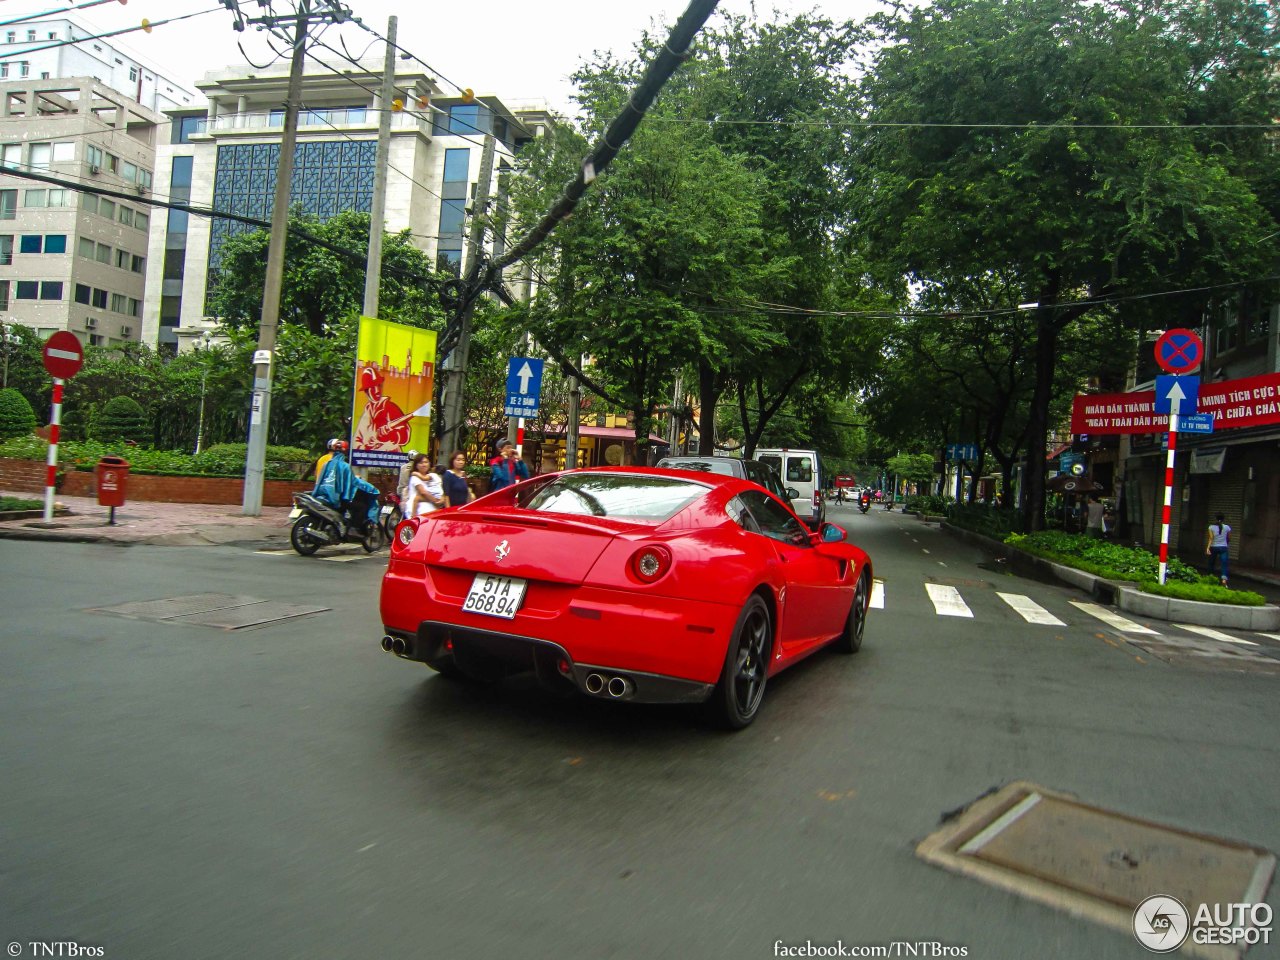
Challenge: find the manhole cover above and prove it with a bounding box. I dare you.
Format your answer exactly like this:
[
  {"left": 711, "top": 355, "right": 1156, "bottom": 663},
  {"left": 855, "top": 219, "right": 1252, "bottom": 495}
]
[
  {"left": 918, "top": 781, "right": 1275, "bottom": 957},
  {"left": 88, "top": 593, "right": 329, "bottom": 630}
]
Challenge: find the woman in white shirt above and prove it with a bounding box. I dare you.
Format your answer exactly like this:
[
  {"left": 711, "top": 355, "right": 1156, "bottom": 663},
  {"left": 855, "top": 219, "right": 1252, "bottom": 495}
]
[
  {"left": 1205, "top": 513, "right": 1231, "bottom": 586},
  {"left": 405, "top": 454, "right": 445, "bottom": 517}
]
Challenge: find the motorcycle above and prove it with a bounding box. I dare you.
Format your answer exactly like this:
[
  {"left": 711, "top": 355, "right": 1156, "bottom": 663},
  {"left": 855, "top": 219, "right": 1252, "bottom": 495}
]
[
  {"left": 380, "top": 492, "right": 403, "bottom": 540},
  {"left": 289, "top": 492, "right": 386, "bottom": 556},
  {"left": 858, "top": 497, "right": 872, "bottom": 514}
]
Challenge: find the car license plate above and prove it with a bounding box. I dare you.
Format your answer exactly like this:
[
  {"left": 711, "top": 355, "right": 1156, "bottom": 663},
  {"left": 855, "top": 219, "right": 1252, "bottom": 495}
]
[{"left": 461, "top": 573, "right": 527, "bottom": 619}]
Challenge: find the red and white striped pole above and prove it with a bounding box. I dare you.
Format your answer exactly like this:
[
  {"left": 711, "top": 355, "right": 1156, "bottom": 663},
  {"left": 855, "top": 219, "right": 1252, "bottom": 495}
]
[
  {"left": 43, "top": 377, "right": 64, "bottom": 523},
  {"left": 1157, "top": 404, "right": 1181, "bottom": 585},
  {"left": 515, "top": 417, "right": 525, "bottom": 458}
]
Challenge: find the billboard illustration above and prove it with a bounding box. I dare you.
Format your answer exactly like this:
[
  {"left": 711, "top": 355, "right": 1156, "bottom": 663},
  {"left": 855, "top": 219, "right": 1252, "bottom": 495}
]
[{"left": 350, "top": 316, "right": 436, "bottom": 469}]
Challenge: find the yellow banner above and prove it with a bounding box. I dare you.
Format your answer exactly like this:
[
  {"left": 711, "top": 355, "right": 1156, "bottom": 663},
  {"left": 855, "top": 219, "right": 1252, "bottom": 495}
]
[{"left": 350, "top": 316, "right": 436, "bottom": 468}]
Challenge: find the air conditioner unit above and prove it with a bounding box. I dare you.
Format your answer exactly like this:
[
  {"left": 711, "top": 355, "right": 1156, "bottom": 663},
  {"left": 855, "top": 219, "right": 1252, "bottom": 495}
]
[
  {"left": 136, "top": 184, "right": 147, "bottom": 195},
  {"left": 85, "top": 317, "right": 96, "bottom": 329},
  {"left": 89, "top": 164, "right": 101, "bottom": 175}
]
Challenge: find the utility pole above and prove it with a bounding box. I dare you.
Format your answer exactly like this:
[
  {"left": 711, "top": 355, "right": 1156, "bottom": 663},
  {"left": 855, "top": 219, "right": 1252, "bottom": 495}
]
[
  {"left": 361, "top": 15, "right": 397, "bottom": 318},
  {"left": 439, "top": 133, "right": 496, "bottom": 457},
  {"left": 242, "top": 0, "right": 311, "bottom": 515}
]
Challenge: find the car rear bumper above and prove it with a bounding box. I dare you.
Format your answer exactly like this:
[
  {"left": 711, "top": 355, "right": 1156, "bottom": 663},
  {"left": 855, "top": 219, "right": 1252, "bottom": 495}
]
[{"left": 379, "top": 621, "right": 716, "bottom": 705}]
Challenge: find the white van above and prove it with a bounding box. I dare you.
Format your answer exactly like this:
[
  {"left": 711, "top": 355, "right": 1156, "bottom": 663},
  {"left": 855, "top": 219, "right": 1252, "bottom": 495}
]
[{"left": 755, "top": 448, "right": 825, "bottom": 530}]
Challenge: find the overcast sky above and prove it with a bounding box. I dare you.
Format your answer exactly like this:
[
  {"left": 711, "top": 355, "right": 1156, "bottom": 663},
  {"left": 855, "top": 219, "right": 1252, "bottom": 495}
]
[{"left": 54, "top": 0, "right": 887, "bottom": 114}]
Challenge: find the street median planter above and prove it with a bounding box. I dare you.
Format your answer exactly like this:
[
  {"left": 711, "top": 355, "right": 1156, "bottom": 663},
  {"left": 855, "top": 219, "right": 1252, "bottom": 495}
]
[{"left": 940, "top": 521, "right": 1279, "bottom": 628}]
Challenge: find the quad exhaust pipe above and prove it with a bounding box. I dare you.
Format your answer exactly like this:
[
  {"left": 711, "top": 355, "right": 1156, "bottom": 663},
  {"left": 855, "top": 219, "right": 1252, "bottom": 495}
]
[{"left": 584, "top": 672, "right": 633, "bottom": 699}]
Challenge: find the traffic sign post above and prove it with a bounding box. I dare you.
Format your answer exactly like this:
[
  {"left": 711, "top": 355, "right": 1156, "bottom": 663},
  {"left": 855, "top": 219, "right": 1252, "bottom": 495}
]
[
  {"left": 505, "top": 357, "right": 544, "bottom": 458},
  {"left": 40, "top": 332, "right": 84, "bottom": 524},
  {"left": 1150, "top": 333, "right": 1201, "bottom": 585},
  {"left": 1154, "top": 328, "right": 1204, "bottom": 375}
]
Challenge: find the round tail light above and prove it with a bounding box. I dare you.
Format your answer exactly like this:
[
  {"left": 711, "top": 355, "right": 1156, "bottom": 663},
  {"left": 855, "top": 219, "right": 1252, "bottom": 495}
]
[
  {"left": 395, "top": 519, "right": 418, "bottom": 547},
  {"left": 629, "top": 545, "right": 672, "bottom": 583}
]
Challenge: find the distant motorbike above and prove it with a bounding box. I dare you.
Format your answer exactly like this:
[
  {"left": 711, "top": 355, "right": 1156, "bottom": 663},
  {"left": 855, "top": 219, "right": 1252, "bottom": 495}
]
[
  {"left": 290, "top": 492, "right": 385, "bottom": 556},
  {"left": 859, "top": 497, "right": 872, "bottom": 514},
  {"left": 380, "top": 492, "right": 403, "bottom": 539}
]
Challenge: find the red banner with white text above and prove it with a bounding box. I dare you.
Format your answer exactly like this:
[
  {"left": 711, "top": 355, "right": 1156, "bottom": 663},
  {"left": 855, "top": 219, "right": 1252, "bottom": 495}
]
[{"left": 1071, "top": 371, "right": 1280, "bottom": 434}]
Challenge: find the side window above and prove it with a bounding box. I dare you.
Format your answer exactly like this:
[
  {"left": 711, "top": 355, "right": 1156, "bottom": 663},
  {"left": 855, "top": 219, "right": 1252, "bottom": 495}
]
[
  {"left": 740, "top": 491, "right": 809, "bottom": 547},
  {"left": 726, "top": 495, "right": 761, "bottom": 535},
  {"left": 786, "top": 457, "right": 813, "bottom": 484}
]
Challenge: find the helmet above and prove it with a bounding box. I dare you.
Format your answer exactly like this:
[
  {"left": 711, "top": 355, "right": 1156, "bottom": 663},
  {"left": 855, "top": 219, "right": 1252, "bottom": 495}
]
[
  {"left": 358, "top": 366, "right": 384, "bottom": 391},
  {"left": 331, "top": 440, "right": 348, "bottom": 453},
  {"left": 406, "top": 449, "right": 420, "bottom": 459},
  {"left": 326, "top": 438, "right": 341, "bottom": 451}
]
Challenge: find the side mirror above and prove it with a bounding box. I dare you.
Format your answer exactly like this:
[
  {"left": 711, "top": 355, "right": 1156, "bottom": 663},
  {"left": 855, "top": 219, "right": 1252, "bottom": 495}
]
[
  {"left": 820, "top": 522, "right": 846, "bottom": 543},
  {"left": 786, "top": 486, "right": 800, "bottom": 500}
]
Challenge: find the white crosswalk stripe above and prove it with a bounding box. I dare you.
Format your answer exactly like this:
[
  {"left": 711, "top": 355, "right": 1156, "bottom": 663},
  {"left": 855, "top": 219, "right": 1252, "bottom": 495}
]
[
  {"left": 1258, "top": 633, "right": 1280, "bottom": 643},
  {"left": 870, "top": 579, "right": 885, "bottom": 609},
  {"left": 925, "top": 583, "right": 973, "bottom": 618},
  {"left": 1174, "top": 624, "right": 1259, "bottom": 646},
  {"left": 997, "top": 592, "right": 1066, "bottom": 625},
  {"left": 1070, "top": 601, "right": 1161, "bottom": 634}
]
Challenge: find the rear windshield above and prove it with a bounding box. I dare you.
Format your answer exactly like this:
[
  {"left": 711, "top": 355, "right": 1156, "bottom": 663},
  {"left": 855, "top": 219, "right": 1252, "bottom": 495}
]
[
  {"left": 657, "top": 459, "right": 734, "bottom": 477},
  {"left": 520, "top": 473, "right": 705, "bottom": 521}
]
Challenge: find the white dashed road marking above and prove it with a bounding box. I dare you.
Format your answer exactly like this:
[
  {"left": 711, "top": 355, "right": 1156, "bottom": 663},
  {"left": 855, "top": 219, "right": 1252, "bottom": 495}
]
[
  {"left": 1070, "top": 601, "right": 1160, "bottom": 635},
  {"left": 997, "top": 593, "right": 1066, "bottom": 626},
  {"left": 870, "top": 579, "right": 885, "bottom": 609},
  {"left": 925, "top": 583, "right": 973, "bottom": 618},
  {"left": 1174, "top": 624, "right": 1259, "bottom": 646}
]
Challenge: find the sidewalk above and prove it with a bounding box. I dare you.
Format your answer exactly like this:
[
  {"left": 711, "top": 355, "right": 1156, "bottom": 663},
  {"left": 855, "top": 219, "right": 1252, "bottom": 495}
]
[{"left": 0, "top": 490, "right": 293, "bottom": 547}]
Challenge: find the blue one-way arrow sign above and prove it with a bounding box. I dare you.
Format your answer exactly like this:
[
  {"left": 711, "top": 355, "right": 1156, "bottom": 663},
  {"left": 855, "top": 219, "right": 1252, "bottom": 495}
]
[
  {"left": 1154, "top": 374, "right": 1199, "bottom": 416},
  {"left": 505, "top": 357, "right": 545, "bottom": 418}
]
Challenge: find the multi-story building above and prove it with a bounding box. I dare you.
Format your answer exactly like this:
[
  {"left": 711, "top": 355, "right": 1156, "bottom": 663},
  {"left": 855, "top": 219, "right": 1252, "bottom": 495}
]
[
  {"left": 0, "top": 17, "right": 196, "bottom": 113},
  {"left": 0, "top": 77, "right": 164, "bottom": 346},
  {"left": 142, "top": 60, "right": 551, "bottom": 353}
]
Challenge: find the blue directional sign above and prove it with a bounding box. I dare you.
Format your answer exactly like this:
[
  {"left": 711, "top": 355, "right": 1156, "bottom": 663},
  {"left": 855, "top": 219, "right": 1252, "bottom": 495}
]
[
  {"left": 1178, "top": 413, "right": 1215, "bottom": 434},
  {"left": 505, "top": 357, "right": 544, "bottom": 418},
  {"left": 1154, "top": 375, "right": 1199, "bottom": 416},
  {"left": 945, "top": 443, "right": 979, "bottom": 461}
]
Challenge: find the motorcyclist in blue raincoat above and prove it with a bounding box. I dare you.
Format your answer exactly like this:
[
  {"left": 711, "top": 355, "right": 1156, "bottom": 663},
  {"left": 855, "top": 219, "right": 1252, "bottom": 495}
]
[{"left": 311, "top": 440, "right": 380, "bottom": 531}]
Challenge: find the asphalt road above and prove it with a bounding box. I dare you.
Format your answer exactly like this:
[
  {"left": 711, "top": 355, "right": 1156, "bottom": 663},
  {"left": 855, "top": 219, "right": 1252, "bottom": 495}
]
[{"left": 2, "top": 511, "right": 1278, "bottom": 960}]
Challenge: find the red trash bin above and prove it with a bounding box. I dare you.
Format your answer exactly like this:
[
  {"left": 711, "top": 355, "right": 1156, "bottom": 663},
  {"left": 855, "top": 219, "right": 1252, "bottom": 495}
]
[{"left": 95, "top": 456, "right": 130, "bottom": 522}]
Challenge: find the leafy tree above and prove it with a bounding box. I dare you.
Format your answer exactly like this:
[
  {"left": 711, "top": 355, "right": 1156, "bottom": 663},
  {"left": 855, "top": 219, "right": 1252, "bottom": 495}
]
[
  {"left": 851, "top": 0, "right": 1279, "bottom": 529},
  {"left": 207, "top": 210, "right": 446, "bottom": 337},
  {"left": 0, "top": 387, "right": 36, "bottom": 440},
  {"left": 94, "top": 395, "right": 150, "bottom": 443}
]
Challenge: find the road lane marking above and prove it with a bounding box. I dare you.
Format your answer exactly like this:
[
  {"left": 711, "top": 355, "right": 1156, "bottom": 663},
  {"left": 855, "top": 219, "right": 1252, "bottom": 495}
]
[
  {"left": 1258, "top": 633, "right": 1280, "bottom": 643},
  {"left": 997, "top": 593, "right": 1066, "bottom": 625},
  {"left": 1070, "top": 602, "right": 1160, "bottom": 635},
  {"left": 926, "top": 583, "right": 973, "bottom": 618},
  {"left": 922, "top": 548, "right": 931, "bottom": 554},
  {"left": 870, "top": 579, "right": 885, "bottom": 609},
  {"left": 1174, "top": 624, "right": 1259, "bottom": 646}
]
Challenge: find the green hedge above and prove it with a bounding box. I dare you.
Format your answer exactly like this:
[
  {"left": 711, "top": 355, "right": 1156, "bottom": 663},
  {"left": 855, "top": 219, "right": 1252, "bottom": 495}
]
[
  {"left": 0, "top": 437, "right": 312, "bottom": 480},
  {"left": 0, "top": 495, "right": 41, "bottom": 511},
  {"left": 1005, "top": 530, "right": 1265, "bottom": 606},
  {"left": 905, "top": 494, "right": 954, "bottom": 515},
  {"left": 948, "top": 503, "right": 1022, "bottom": 538}
]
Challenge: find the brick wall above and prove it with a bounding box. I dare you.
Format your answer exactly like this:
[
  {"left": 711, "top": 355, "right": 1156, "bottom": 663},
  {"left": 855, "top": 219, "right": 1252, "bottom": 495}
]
[{"left": 0, "top": 458, "right": 312, "bottom": 507}]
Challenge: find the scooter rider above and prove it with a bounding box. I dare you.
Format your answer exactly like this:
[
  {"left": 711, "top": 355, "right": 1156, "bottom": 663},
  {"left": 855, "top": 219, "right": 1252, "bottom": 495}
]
[{"left": 311, "top": 440, "right": 380, "bottom": 532}]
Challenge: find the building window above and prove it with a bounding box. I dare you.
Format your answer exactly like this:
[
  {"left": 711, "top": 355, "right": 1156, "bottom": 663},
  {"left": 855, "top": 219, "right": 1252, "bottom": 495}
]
[
  {"left": 0, "top": 145, "right": 17, "bottom": 171},
  {"left": 135, "top": 212, "right": 148, "bottom": 232},
  {"left": 28, "top": 143, "right": 51, "bottom": 169},
  {"left": 131, "top": 254, "right": 144, "bottom": 273},
  {"left": 95, "top": 243, "right": 111, "bottom": 265},
  {"left": 174, "top": 116, "right": 202, "bottom": 144},
  {"left": 99, "top": 198, "right": 115, "bottom": 219},
  {"left": 127, "top": 299, "right": 140, "bottom": 317},
  {"left": 19, "top": 234, "right": 41, "bottom": 254},
  {"left": 39, "top": 72, "right": 49, "bottom": 80},
  {"left": 92, "top": 289, "right": 107, "bottom": 309},
  {"left": 0, "top": 64, "right": 8, "bottom": 80},
  {"left": 78, "top": 237, "right": 95, "bottom": 259},
  {"left": 48, "top": 32, "right": 57, "bottom": 40},
  {"left": 443, "top": 148, "right": 469, "bottom": 183},
  {"left": 19, "top": 62, "right": 29, "bottom": 78},
  {"left": 117, "top": 206, "right": 134, "bottom": 227},
  {"left": 82, "top": 194, "right": 98, "bottom": 214},
  {"left": 436, "top": 248, "right": 462, "bottom": 274},
  {"left": 0, "top": 190, "right": 14, "bottom": 219},
  {"left": 89, "top": 334, "right": 104, "bottom": 347},
  {"left": 129, "top": 67, "right": 138, "bottom": 82},
  {"left": 171, "top": 155, "right": 193, "bottom": 191},
  {"left": 5, "top": 32, "right": 14, "bottom": 44},
  {"left": 121, "top": 160, "right": 137, "bottom": 183},
  {"left": 52, "top": 142, "right": 75, "bottom": 163},
  {"left": 438, "top": 199, "right": 465, "bottom": 239},
  {"left": 0, "top": 235, "right": 10, "bottom": 265},
  {"left": 116, "top": 249, "right": 130, "bottom": 270},
  {"left": 0, "top": 280, "right": 8, "bottom": 311},
  {"left": 87, "top": 145, "right": 104, "bottom": 168},
  {"left": 44, "top": 235, "right": 67, "bottom": 254},
  {"left": 26, "top": 30, "right": 36, "bottom": 42},
  {"left": 15, "top": 281, "right": 39, "bottom": 300},
  {"left": 111, "top": 293, "right": 128, "bottom": 313},
  {"left": 75, "top": 284, "right": 91, "bottom": 305},
  {"left": 40, "top": 281, "right": 63, "bottom": 301}
]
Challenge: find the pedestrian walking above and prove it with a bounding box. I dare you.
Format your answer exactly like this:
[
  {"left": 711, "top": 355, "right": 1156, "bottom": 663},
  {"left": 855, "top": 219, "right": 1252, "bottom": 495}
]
[
  {"left": 489, "top": 439, "right": 530, "bottom": 491},
  {"left": 442, "top": 450, "right": 475, "bottom": 507},
  {"left": 1205, "top": 513, "right": 1232, "bottom": 587}
]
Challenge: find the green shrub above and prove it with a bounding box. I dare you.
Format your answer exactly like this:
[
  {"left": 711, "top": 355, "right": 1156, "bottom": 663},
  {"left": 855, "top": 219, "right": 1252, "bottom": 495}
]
[
  {"left": 94, "top": 396, "right": 150, "bottom": 443},
  {"left": 0, "top": 437, "right": 306, "bottom": 480},
  {"left": 0, "top": 387, "right": 36, "bottom": 441},
  {"left": 948, "top": 503, "right": 1022, "bottom": 538},
  {"left": 1006, "top": 530, "right": 1205, "bottom": 584},
  {"left": 193, "top": 443, "right": 312, "bottom": 478},
  {"left": 0, "top": 495, "right": 41, "bottom": 510},
  {"left": 905, "top": 494, "right": 954, "bottom": 515},
  {"left": 1138, "top": 579, "right": 1265, "bottom": 607}
]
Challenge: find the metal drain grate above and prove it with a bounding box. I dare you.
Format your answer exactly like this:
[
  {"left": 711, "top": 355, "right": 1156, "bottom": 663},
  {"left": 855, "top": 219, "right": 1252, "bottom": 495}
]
[
  {"left": 918, "top": 781, "right": 1275, "bottom": 958},
  {"left": 89, "top": 593, "right": 329, "bottom": 630}
]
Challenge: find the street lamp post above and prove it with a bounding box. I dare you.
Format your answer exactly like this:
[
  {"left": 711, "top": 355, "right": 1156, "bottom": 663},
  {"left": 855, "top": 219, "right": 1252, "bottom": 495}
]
[{"left": 194, "top": 331, "right": 213, "bottom": 455}]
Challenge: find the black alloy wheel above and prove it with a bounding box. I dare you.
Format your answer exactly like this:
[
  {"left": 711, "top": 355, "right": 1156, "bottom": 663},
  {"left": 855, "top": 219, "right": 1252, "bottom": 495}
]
[
  {"left": 835, "top": 570, "right": 870, "bottom": 654},
  {"left": 290, "top": 515, "right": 324, "bottom": 556},
  {"left": 708, "top": 594, "right": 772, "bottom": 730}
]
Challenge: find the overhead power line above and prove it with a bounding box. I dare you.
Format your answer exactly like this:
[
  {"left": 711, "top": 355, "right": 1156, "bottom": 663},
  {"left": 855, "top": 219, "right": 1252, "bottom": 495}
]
[
  {"left": 0, "top": 4, "right": 224, "bottom": 60},
  {"left": 0, "top": 0, "right": 130, "bottom": 30},
  {"left": 648, "top": 117, "right": 1280, "bottom": 131}
]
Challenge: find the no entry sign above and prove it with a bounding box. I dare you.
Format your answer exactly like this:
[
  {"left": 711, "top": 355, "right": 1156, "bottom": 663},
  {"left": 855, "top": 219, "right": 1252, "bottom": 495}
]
[
  {"left": 1153, "top": 328, "right": 1203, "bottom": 375},
  {"left": 42, "top": 331, "right": 84, "bottom": 380}
]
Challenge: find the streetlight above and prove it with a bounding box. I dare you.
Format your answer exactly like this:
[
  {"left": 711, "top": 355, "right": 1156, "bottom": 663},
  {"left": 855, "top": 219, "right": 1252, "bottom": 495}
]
[
  {"left": 194, "top": 331, "right": 213, "bottom": 454},
  {"left": 0, "top": 320, "right": 21, "bottom": 389}
]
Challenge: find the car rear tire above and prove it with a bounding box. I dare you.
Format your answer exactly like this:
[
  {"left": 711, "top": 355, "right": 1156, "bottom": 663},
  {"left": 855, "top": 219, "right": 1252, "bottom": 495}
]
[
  {"left": 290, "top": 515, "right": 324, "bottom": 556},
  {"left": 707, "top": 594, "right": 772, "bottom": 730},
  {"left": 834, "top": 570, "right": 870, "bottom": 654}
]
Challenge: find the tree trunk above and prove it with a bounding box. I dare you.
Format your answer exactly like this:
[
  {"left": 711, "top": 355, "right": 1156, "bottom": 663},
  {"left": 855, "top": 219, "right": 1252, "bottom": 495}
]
[
  {"left": 1021, "top": 310, "right": 1059, "bottom": 532},
  {"left": 696, "top": 358, "right": 721, "bottom": 456}
]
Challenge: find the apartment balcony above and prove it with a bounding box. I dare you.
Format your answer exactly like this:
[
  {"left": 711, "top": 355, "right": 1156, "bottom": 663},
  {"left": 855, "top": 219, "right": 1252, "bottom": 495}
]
[{"left": 192, "top": 107, "right": 429, "bottom": 139}]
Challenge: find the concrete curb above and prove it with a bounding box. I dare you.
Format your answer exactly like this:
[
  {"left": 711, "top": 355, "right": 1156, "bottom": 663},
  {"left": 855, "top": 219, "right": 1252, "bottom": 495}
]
[{"left": 938, "top": 521, "right": 1280, "bottom": 629}]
